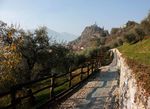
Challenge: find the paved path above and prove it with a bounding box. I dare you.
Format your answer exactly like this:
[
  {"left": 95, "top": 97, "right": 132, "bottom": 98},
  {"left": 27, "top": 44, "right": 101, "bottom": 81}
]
[{"left": 56, "top": 52, "right": 119, "bottom": 109}]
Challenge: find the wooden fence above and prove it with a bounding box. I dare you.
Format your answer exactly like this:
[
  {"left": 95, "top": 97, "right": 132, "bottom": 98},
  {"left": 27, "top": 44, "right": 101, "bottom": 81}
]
[{"left": 0, "top": 56, "right": 101, "bottom": 109}]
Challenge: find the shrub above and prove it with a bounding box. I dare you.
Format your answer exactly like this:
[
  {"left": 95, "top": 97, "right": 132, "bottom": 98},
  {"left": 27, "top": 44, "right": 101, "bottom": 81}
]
[
  {"left": 124, "top": 33, "right": 137, "bottom": 44},
  {"left": 117, "top": 38, "right": 123, "bottom": 46}
]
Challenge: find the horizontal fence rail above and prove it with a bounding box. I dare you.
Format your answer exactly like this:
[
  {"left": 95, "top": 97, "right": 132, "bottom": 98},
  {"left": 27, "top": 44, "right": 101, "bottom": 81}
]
[{"left": 0, "top": 56, "right": 101, "bottom": 109}]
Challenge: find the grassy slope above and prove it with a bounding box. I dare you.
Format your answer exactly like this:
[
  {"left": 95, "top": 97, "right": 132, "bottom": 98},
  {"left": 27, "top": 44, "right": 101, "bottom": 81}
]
[
  {"left": 118, "top": 38, "right": 150, "bottom": 94},
  {"left": 118, "top": 39, "right": 150, "bottom": 65}
]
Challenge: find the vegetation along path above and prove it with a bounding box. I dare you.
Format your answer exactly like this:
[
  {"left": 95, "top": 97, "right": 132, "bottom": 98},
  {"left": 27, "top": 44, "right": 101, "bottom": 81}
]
[{"left": 55, "top": 52, "right": 120, "bottom": 109}]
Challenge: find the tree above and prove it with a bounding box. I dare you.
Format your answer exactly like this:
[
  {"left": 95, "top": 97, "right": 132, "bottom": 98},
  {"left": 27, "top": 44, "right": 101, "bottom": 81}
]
[
  {"left": 123, "top": 33, "right": 136, "bottom": 44},
  {"left": 0, "top": 22, "right": 22, "bottom": 92},
  {"left": 117, "top": 38, "right": 123, "bottom": 46},
  {"left": 48, "top": 43, "right": 70, "bottom": 74},
  {"left": 141, "top": 20, "right": 150, "bottom": 35},
  {"left": 134, "top": 27, "right": 145, "bottom": 41},
  {"left": 110, "top": 28, "right": 120, "bottom": 35},
  {"left": 17, "top": 27, "right": 51, "bottom": 81}
]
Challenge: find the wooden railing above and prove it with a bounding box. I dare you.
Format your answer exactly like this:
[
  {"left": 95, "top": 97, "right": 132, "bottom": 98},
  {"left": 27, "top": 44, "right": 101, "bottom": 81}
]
[{"left": 0, "top": 56, "right": 101, "bottom": 109}]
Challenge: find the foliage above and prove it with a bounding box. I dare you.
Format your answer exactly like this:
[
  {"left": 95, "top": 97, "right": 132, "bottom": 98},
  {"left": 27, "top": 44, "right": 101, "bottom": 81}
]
[
  {"left": 110, "top": 28, "right": 120, "bottom": 35},
  {"left": 118, "top": 39, "right": 150, "bottom": 65},
  {"left": 0, "top": 21, "right": 106, "bottom": 93},
  {"left": 0, "top": 21, "right": 22, "bottom": 92},
  {"left": 117, "top": 38, "right": 123, "bottom": 46},
  {"left": 141, "top": 12, "right": 150, "bottom": 35},
  {"left": 0, "top": 22, "right": 72, "bottom": 92},
  {"left": 106, "top": 12, "right": 150, "bottom": 48},
  {"left": 123, "top": 32, "right": 137, "bottom": 44}
]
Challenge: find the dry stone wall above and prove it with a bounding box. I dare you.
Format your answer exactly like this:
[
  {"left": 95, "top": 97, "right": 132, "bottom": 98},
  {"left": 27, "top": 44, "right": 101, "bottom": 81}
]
[{"left": 113, "top": 49, "right": 150, "bottom": 109}]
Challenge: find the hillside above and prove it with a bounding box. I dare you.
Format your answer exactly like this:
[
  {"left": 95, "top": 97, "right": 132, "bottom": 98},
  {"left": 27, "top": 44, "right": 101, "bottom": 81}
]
[
  {"left": 105, "top": 21, "right": 140, "bottom": 47},
  {"left": 105, "top": 13, "right": 150, "bottom": 49},
  {"left": 118, "top": 38, "right": 150, "bottom": 94},
  {"left": 69, "top": 24, "right": 109, "bottom": 51},
  {"left": 118, "top": 38, "right": 150, "bottom": 65}
]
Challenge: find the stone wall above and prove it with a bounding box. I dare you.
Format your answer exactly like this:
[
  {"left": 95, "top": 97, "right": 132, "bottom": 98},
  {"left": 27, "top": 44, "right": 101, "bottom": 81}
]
[{"left": 113, "top": 49, "right": 150, "bottom": 109}]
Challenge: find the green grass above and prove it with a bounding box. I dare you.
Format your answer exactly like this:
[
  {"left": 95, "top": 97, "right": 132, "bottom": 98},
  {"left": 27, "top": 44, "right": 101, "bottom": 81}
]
[
  {"left": 0, "top": 65, "right": 92, "bottom": 108},
  {"left": 118, "top": 39, "right": 150, "bottom": 65},
  {"left": 118, "top": 38, "right": 150, "bottom": 94},
  {"left": 34, "top": 67, "right": 91, "bottom": 107}
]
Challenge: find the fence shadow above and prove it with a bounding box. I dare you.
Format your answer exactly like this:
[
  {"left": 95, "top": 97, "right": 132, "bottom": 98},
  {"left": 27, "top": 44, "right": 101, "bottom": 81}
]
[{"left": 51, "top": 66, "right": 119, "bottom": 109}]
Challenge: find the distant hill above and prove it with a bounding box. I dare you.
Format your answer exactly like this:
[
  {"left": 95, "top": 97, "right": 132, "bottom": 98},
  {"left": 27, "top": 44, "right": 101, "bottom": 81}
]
[
  {"left": 105, "top": 18, "right": 150, "bottom": 48},
  {"left": 69, "top": 24, "right": 109, "bottom": 51},
  {"left": 105, "top": 21, "right": 139, "bottom": 46},
  {"left": 47, "top": 28, "right": 77, "bottom": 42}
]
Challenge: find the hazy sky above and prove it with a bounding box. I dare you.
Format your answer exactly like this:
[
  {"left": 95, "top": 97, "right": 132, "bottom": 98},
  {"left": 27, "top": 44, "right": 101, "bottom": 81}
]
[{"left": 0, "top": 0, "right": 150, "bottom": 36}]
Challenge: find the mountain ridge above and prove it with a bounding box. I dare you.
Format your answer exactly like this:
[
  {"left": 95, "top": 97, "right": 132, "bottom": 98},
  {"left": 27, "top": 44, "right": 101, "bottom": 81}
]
[
  {"left": 69, "top": 24, "right": 109, "bottom": 51},
  {"left": 47, "top": 28, "right": 77, "bottom": 42}
]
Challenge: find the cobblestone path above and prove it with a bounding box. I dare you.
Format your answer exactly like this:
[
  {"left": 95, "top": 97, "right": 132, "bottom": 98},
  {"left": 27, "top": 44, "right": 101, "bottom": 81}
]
[{"left": 56, "top": 52, "right": 119, "bottom": 109}]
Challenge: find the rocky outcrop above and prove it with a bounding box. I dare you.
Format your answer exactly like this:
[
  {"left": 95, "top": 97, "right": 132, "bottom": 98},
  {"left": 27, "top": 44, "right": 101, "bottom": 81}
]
[
  {"left": 69, "top": 24, "right": 109, "bottom": 51},
  {"left": 113, "top": 49, "right": 150, "bottom": 109}
]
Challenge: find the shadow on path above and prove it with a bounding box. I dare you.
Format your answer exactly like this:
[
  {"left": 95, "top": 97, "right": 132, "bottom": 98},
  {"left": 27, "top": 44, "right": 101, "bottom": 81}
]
[{"left": 54, "top": 51, "right": 120, "bottom": 109}]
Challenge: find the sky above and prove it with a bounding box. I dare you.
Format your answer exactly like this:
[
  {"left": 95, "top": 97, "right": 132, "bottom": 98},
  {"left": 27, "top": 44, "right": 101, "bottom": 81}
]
[{"left": 0, "top": 0, "right": 150, "bottom": 36}]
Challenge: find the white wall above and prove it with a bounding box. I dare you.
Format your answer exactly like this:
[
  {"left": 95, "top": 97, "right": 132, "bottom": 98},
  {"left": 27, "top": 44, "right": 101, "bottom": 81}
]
[{"left": 113, "top": 49, "right": 150, "bottom": 109}]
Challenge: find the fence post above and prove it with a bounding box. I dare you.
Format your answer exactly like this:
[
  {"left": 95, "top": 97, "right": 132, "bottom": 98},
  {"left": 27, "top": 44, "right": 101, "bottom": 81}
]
[
  {"left": 69, "top": 71, "right": 72, "bottom": 87},
  {"left": 95, "top": 60, "right": 97, "bottom": 70},
  {"left": 93, "top": 60, "right": 95, "bottom": 71},
  {"left": 91, "top": 60, "right": 94, "bottom": 73},
  {"left": 96, "top": 60, "right": 98, "bottom": 70},
  {"left": 50, "top": 74, "right": 55, "bottom": 99},
  {"left": 96, "top": 60, "right": 98, "bottom": 69},
  {"left": 94, "top": 60, "right": 96, "bottom": 71},
  {"left": 98, "top": 60, "right": 100, "bottom": 68},
  {"left": 98, "top": 58, "right": 100, "bottom": 68},
  {"left": 80, "top": 66, "right": 83, "bottom": 81},
  {"left": 10, "top": 86, "right": 17, "bottom": 109},
  {"left": 95, "top": 60, "right": 97, "bottom": 71},
  {"left": 27, "top": 89, "right": 35, "bottom": 105},
  {"left": 87, "top": 63, "right": 90, "bottom": 76},
  {"left": 99, "top": 57, "right": 101, "bottom": 68}
]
